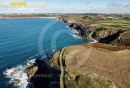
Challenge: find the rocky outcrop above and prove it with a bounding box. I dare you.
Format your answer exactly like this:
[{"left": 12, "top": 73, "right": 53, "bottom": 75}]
[
  {"left": 26, "top": 65, "right": 38, "bottom": 79},
  {"left": 26, "top": 59, "right": 60, "bottom": 88},
  {"left": 90, "top": 28, "right": 123, "bottom": 43},
  {"left": 57, "top": 17, "right": 88, "bottom": 37},
  {"left": 57, "top": 17, "right": 68, "bottom": 23},
  {"left": 68, "top": 23, "right": 88, "bottom": 37}
]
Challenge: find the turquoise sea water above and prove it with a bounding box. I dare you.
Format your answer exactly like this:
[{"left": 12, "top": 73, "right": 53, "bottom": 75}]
[{"left": 0, "top": 18, "right": 92, "bottom": 88}]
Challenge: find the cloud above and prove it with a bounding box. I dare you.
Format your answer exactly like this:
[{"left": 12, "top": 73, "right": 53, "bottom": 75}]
[
  {"left": 123, "top": 4, "right": 130, "bottom": 8},
  {"left": 62, "top": 2, "right": 70, "bottom": 5},
  {"left": 0, "top": 1, "right": 130, "bottom": 13},
  {"left": 107, "top": 2, "right": 123, "bottom": 10},
  {"left": 85, "top": 2, "right": 90, "bottom": 5},
  {"left": 96, "top": 2, "right": 130, "bottom": 13}
]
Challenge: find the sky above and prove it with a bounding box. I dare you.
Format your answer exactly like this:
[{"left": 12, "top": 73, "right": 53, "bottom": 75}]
[{"left": 0, "top": 0, "right": 130, "bottom": 13}]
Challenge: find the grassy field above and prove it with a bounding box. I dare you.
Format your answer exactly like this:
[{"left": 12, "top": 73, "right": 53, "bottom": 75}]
[
  {"left": 99, "top": 19, "right": 130, "bottom": 23},
  {"left": 97, "top": 20, "right": 130, "bottom": 30},
  {"left": 64, "top": 15, "right": 130, "bottom": 30}
]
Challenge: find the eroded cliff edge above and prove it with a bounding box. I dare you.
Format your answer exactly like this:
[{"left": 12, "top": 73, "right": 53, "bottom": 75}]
[
  {"left": 57, "top": 17, "right": 130, "bottom": 46},
  {"left": 26, "top": 43, "right": 130, "bottom": 88}
]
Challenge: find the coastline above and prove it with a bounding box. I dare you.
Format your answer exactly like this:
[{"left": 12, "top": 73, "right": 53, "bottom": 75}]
[
  {"left": 57, "top": 17, "right": 130, "bottom": 46},
  {"left": 3, "top": 16, "right": 130, "bottom": 88},
  {"left": 0, "top": 17, "right": 56, "bottom": 19},
  {"left": 59, "top": 18, "right": 98, "bottom": 42},
  {"left": 3, "top": 17, "right": 97, "bottom": 88}
]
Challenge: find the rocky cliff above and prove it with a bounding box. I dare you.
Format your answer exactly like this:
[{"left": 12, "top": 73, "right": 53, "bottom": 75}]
[{"left": 57, "top": 17, "right": 130, "bottom": 46}]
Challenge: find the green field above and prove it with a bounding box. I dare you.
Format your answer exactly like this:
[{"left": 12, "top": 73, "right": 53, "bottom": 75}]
[{"left": 98, "top": 20, "right": 130, "bottom": 30}]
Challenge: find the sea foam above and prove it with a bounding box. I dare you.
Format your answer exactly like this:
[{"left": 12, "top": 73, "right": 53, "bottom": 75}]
[
  {"left": 67, "top": 26, "right": 82, "bottom": 39},
  {"left": 3, "top": 59, "right": 35, "bottom": 88},
  {"left": 3, "top": 50, "right": 56, "bottom": 88}
]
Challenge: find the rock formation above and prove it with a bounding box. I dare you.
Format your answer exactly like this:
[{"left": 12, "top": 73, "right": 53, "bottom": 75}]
[{"left": 57, "top": 17, "right": 130, "bottom": 46}]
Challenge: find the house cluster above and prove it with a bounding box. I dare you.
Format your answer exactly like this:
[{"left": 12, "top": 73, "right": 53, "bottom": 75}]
[{"left": 81, "top": 14, "right": 129, "bottom": 20}]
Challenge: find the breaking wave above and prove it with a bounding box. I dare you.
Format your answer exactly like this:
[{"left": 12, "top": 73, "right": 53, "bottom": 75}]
[{"left": 3, "top": 50, "right": 56, "bottom": 88}]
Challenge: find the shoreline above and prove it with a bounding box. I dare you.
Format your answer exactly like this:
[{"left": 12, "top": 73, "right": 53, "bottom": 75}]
[
  {"left": 0, "top": 17, "right": 56, "bottom": 19},
  {"left": 57, "top": 17, "right": 98, "bottom": 42},
  {"left": 3, "top": 17, "right": 97, "bottom": 88},
  {"left": 3, "top": 15, "right": 130, "bottom": 88},
  {"left": 57, "top": 17, "right": 130, "bottom": 46}
]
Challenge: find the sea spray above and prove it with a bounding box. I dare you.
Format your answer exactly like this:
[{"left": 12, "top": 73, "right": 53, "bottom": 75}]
[
  {"left": 3, "top": 50, "right": 57, "bottom": 88},
  {"left": 3, "top": 65, "right": 29, "bottom": 88},
  {"left": 66, "top": 25, "right": 83, "bottom": 39}
]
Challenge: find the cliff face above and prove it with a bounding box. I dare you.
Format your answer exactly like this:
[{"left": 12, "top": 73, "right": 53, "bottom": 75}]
[
  {"left": 25, "top": 17, "right": 130, "bottom": 88},
  {"left": 112, "top": 31, "right": 130, "bottom": 46},
  {"left": 57, "top": 17, "right": 130, "bottom": 46},
  {"left": 90, "top": 28, "right": 123, "bottom": 43},
  {"left": 26, "top": 59, "right": 60, "bottom": 88},
  {"left": 57, "top": 17, "right": 68, "bottom": 23},
  {"left": 26, "top": 43, "right": 130, "bottom": 88}
]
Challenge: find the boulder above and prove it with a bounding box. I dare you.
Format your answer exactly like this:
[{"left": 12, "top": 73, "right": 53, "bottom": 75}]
[{"left": 26, "top": 66, "right": 38, "bottom": 79}]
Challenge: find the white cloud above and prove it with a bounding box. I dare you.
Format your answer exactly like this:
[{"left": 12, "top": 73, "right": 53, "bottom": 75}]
[{"left": 0, "top": 1, "right": 130, "bottom": 13}]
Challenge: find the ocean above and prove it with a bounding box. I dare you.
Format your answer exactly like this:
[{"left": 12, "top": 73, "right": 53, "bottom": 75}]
[{"left": 0, "top": 18, "right": 93, "bottom": 88}]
